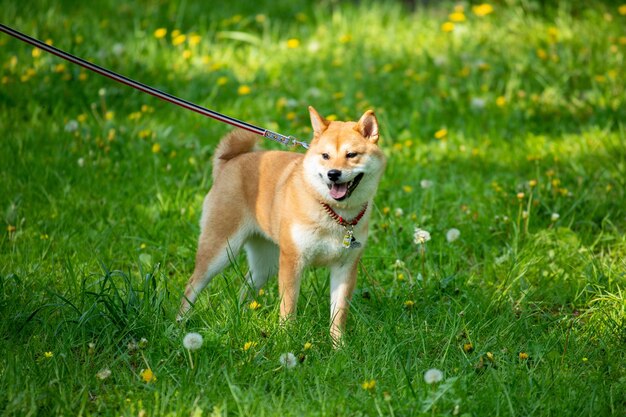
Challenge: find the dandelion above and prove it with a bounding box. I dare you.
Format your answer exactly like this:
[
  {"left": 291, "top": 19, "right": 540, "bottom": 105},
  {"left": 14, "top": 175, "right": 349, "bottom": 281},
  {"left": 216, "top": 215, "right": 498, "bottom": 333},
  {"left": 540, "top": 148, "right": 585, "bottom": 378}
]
[
  {"left": 249, "top": 300, "right": 261, "bottom": 310},
  {"left": 434, "top": 128, "right": 448, "bottom": 139},
  {"left": 423, "top": 368, "right": 444, "bottom": 384},
  {"left": 394, "top": 208, "right": 404, "bottom": 217},
  {"left": 619, "top": 4, "right": 626, "bottom": 15},
  {"left": 463, "top": 343, "right": 474, "bottom": 353},
  {"left": 495, "top": 96, "right": 506, "bottom": 107},
  {"left": 529, "top": 179, "right": 537, "bottom": 188},
  {"left": 64, "top": 120, "right": 79, "bottom": 132},
  {"left": 279, "top": 352, "right": 298, "bottom": 369},
  {"left": 140, "top": 368, "right": 155, "bottom": 383},
  {"left": 183, "top": 333, "right": 203, "bottom": 351},
  {"left": 536, "top": 48, "right": 548, "bottom": 60},
  {"left": 449, "top": 12, "right": 466, "bottom": 22},
  {"left": 441, "top": 22, "right": 455, "bottom": 33},
  {"left": 470, "top": 97, "right": 486, "bottom": 110},
  {"left": 43, "top": 351, "right": 54, "bottom": 359},
  {"left": 96, "top": 368, "right": 112, "bottom": 380},
  {"left": 413, "top": 228, "right": 431, "bottom": 245},
  {"left": 243, "top": 341, "right": 257, "bottom": 351},
  {"left": 516, "top": 192, "right": 525, "bottom": 200},
  {"left": 361, "top": 379, "right": 376, "bottom": 391},
  {"left": 519, "top": 352, "right": 529, "bottom": 360},
  {"left": 404, "top": 300, "right": 415, "bottom": 308},
  {"left": 77, "top": 158, "right": 85, "bottom": 167},
  {"left": 472, "top": 3, "right": 494, "bottom": 16},
  {"left": 420, "top": 179, "right": 433, "bottom": 189},
  {"left": 339, "top": 34, "right": 352, "bottom": 44},
  {"left": 402, "top": 185, "right": 413, "bottom": 193},
  {"left": 112, "top": 43, "right": 125, "bottom": 56},
  {"left": 303, "top": 342, "right": 312, "bottom": 351},
  {"left": 238, "top": 85, "right": 251, "bottom": 95},
  {"left": 217, "top": 76, "right": 228, "bottom": 86},
  {"left": 286, "top": 38, "right": 300, "bottom": 49},
  {"left": 446, "top": 228, "right": 461, "bottom": 242},
  {"left": 188, "top": 34, "right": 202, "bottom": 46},
  {"left": 154, "top": 28, "right": 167, "bottom": 39},
  {"left": 551, "top": 212, "right": 560, "bottom": 222},
  {"left": 172, "top": 34, "right": 186, "bottom": 46},
  {"left": 151, "top": 143, "right": 161, "bottom": 153},
  {"left": 32, "top": 48, "right": 41, "bottom": 58}
]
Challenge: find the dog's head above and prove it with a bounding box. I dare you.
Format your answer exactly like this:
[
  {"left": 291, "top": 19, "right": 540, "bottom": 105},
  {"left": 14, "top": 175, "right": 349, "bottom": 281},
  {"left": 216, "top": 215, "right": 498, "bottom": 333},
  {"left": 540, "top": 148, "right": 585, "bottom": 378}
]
[{"left": 303, "top": 107, "right": 386, "bottom": 206}]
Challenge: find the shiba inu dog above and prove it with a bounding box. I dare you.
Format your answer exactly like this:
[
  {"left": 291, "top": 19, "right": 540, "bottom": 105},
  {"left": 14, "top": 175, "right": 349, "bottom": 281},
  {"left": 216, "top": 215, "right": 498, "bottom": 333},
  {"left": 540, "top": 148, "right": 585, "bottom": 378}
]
[{"left": 179, "top": 107, "right": 386, "bottom": 342}]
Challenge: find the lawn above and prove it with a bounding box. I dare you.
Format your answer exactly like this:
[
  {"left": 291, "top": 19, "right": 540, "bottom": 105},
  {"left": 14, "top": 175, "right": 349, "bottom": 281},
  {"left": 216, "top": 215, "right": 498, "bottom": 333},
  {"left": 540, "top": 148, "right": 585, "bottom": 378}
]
[{"left": 1, "top": 0, "right": 625, "bottom": 416}]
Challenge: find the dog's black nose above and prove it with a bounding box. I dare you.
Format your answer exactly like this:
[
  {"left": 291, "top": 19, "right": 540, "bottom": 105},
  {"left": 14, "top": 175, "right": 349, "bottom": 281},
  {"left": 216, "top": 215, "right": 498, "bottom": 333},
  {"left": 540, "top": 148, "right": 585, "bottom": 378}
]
[{"left": 327, "top": 169, "right": 342, "bottom": 182}]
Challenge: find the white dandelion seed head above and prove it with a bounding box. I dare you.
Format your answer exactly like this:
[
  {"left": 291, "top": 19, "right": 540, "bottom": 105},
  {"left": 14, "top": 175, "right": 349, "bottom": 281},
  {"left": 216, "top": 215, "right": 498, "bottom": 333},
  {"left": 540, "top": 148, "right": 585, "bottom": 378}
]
[
  {"left": 446, "top": 228, "right": 461, "bottom": 243},
  {"left": 413, "top": 227, "right": 431, "bottom": 245},
  {"left": 183, "top": 332, "right": 204, "bottom": 351},
  {"left": 394, "top": 208, "right": 404, "bottom": 217},
  {"left": 551, "top": 212, "right": 560, "bottom": 222},
  {"left": 420, "top": 179, "right": 433, "bottom": 189},
  {"left": 112, "top": 43, "right": 125, "bottom": 56},
  {"left": 279, "top": 352, "right": 298, "bottom": 369},
  {"left": 64, "top": 120, "right": 79, "bottom": 132},
  {"left": 424, "top": 368, "right": 444, "bottom": 384},
  {"left": 96, "top": 368, "right": 112, "bottom": 380},
  {"left": 470, "top": 97, "right": 486, "bottom": 110}
]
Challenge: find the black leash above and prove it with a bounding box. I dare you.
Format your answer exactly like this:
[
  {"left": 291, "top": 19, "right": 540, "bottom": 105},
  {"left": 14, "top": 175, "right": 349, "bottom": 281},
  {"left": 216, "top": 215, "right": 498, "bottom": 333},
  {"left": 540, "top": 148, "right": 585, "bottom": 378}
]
[{"left": 0, "top": 24, "right": 309, "bottom": 149}]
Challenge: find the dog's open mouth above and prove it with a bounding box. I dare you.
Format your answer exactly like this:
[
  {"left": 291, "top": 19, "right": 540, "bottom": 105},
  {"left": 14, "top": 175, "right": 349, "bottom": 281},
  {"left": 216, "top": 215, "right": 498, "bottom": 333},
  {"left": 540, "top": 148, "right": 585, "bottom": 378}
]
[{"left": 328, "top": 173, "right": 364, "bottom": 201}]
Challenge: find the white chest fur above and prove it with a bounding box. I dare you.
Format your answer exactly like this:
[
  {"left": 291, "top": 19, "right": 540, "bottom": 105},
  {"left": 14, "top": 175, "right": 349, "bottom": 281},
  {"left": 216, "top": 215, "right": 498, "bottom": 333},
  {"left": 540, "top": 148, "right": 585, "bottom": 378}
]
[{"left": 290, "top": 222, "right": 365, "bottom": 266}]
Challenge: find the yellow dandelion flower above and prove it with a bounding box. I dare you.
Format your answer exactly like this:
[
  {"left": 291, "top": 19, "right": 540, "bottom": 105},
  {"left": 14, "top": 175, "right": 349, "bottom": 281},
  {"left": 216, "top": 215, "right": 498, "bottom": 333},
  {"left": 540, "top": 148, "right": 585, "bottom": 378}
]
[
  {"left": 286, "top": 38, "right": 300, "bottom": 49},
  {"left": 303, "top": 342, "right": 312, "bottom": 351},
  {"left": 128, "top": 111, "right": 142, "bottom": 121},
  {"left": 182, "top": 50, "right": 192, "bottom": 60},
  {"left": 77, "top": 114, "right": 88, "bottom": 123},
  {"left": 286, "top": 111, "right": 297, "bottom": 121},
  {"left": 188, "top": 34, "right": 202, "bottom": 46},
  {"left": 44, "top": 351, "right": 54, "bottom": 359},
  {"left": 154, "top": 28, "right": 167, "bottom": 39},
  {"left": 547, "top": 27, "right": 559, "bottom": 42},
  {"left": 255, "top": 14, "right": 267, "bottom": 23},
  {"left": 325, "top": 114, "right": 338, "bottom": 121},
  {"left": 529, "top": 179, "right": 538, "bottom": 187},
  {"left": 249, "top": 300, "right": 261, "bottom": 310},
  {"left": 140, "top": 368, "right": 156, "bottom": 382},
  {"left": 449, "top": 12, "right": 466, "bottom": 22},
  {"left": 536, "top": 48, "right": 548, "bottom": 60},
  {"left": 78, "top": 72, "right": 88, "bottom": 81},
  {"left": 472, "top": 3, "right": 494, "bottom": 16},
  {"left": 107, "top": 128, "right": 116, "bottom": 141},
  {"left": 105, "top": 111, "right": 115, "bottom": 121},
  {"left": 152, "top": 143, "right": 161, "bottom": 153},
  {"left": 45, "top": 39, "right": 53, "bottom": 46},
  {"left": 463, "top": 343, "right": 474, "bottom": 353},
  {"left": 339, "top": 34, "right": 352, "bottom": 44},
  {"left": 454, "top": 4, "right": 464, "bottom": 12},
  {"left": 243, "top": 341, "right": 257, "bottom": 351},
  {"left": 171, "top": 29, "right": 181, "bottom": 39},
  {"left": 173, "top": 34, "right": 186, "bottom": 46},
  {"left": 619, "top": 36, "right": 626, "bottom": 45},
  {"left": 594, "top": 75, "right": 606, "bottom": 83},
  {"left": 141, "top": 105, "right": 154, "bottom": 113},
  {"left": 495, "top": 96, "right": 506, "bottom": 107},
  {"left": 619, "top": 4, "right": 626, "bottom": 15},
  {"left": 138, "top": 129, "right": 152, "bottom": 139},
  {"left": 54, "top": 63, "right": 66, "bottom": 73},
  {"left": 238, "top": 85, "right": 251, "bottom": 95},
  {"left": 75, "top": 35, "right": 84, "bottom": 44},
  {"left": 434, "top": 128, "right": 448, "bottom": 139},
  {"left": 519, "top": 352, "right": 529, "bottom": 360},
  {"left": 361, "top": 379, "right": 376, "bottom": 391},
  {"left": 382, "top": 207, "right": 391, "bottom": 215},
  {"left": 397, "top": 273, "right": 405, "bottom": 281},
  {"left": 258, "top": 289, "right": 265, "bottom": 296},
  {"left": 441, "top": 22, "right": 455, "bottom": 33},
  {"left": 402, "top": 185, "right": 413, "bottom": 193},
  {"left": 32, "top": 48, "right": 41, "bottom": 58},
  {"left": 404, "top": 300, "right": 415, "bottom": 308},
  {"left": 516, "top": 192, "right": 525, "bottom": 200}
]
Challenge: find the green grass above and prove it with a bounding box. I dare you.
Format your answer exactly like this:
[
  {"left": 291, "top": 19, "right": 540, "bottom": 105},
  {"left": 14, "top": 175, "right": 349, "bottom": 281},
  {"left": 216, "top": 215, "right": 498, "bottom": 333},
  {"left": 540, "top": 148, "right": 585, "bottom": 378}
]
[{"left": 1, "top": 0, "right": 626, "bottom": 415}]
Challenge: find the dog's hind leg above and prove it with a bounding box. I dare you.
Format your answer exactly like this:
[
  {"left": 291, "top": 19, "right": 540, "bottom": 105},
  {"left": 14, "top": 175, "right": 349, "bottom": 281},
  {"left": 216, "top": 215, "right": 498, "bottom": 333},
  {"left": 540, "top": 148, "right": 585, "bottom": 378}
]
[
  {"left": 239, "top": 235, "right": 279, "bottom": 303},
  {"left": 178, "top": 203, "right": 250, "bottom": 320}
]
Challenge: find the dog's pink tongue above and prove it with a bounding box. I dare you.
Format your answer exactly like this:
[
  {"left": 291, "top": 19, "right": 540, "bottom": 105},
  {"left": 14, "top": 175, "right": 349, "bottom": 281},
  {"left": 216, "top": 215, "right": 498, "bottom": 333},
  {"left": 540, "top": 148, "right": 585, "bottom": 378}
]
[{"left": 330, "top": 183, "right": 348, "bottom": 199}]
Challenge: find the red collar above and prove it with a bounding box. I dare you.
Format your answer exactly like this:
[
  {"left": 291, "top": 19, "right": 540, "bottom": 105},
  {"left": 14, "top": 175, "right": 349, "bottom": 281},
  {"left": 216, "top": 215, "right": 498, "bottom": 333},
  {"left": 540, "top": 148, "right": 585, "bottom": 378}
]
[{"left": 321, "top": 202, "right": 368, "bottom": 227}]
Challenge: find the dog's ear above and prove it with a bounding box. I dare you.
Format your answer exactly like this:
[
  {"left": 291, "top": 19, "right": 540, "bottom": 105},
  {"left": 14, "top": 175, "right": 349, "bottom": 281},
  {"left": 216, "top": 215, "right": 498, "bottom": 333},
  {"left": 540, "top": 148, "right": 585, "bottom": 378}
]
[
  {"left": 309, "top": 106, "right": 330, "bottom": 138},
  {"left": 355, "top": 110, "right": 379, "bottom": 144}
]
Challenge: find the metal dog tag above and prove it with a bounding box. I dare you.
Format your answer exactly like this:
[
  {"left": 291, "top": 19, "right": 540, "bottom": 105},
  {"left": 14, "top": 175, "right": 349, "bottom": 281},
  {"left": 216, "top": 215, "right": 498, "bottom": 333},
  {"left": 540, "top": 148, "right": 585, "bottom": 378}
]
[{"left": 342, "top": 228, "right": 361, "bottom": 249}]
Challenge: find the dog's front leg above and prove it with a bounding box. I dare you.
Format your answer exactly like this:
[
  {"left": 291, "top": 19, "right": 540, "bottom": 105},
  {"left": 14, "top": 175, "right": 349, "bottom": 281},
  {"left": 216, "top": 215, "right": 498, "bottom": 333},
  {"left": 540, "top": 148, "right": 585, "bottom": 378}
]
[
  {"left": 329, "top": 256, "right": 360, "bottom": 345},
  {"left": 278, "top": 250, "right": 302, "bottom": 322}
]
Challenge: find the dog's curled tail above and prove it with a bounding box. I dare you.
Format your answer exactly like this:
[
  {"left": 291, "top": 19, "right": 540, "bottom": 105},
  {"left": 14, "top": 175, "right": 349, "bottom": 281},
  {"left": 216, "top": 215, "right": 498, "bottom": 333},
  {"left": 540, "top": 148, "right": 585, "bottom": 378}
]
[{"left": 212, "top": 129, "right": 259, "bottom": 180}]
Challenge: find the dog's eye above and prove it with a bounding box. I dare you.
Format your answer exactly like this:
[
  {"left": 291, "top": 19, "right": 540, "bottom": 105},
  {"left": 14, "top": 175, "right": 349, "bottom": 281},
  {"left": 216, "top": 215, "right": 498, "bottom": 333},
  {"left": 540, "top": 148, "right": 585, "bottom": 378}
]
[
  {"left": 346, "top": 152, "right": 358, "bottom": 159},
  {"left": 322, "top": 153, "right": 330, "bottom": 160}
]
